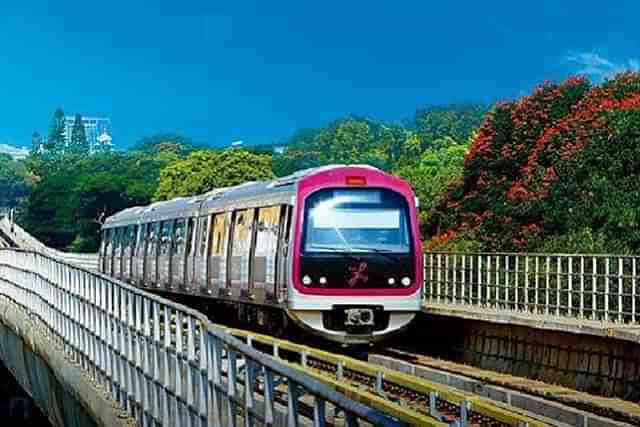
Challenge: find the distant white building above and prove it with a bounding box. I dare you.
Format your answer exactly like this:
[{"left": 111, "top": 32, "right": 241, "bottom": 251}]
[
  {"left": 95, "top": 132, "right": 114, "bottom": 152},
  {"left": 0, "top": 144, "right": 29, "bottom": 160},
  {"left": 63, "top": 116, "right": 112, "bottom": 152},
  {"left": 273, "top": 145, "right": 286, "bottom": 155}
]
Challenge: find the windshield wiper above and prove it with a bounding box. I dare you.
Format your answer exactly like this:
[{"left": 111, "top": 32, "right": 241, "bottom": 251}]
[
  {"left": 349, "top": 247, "right": 402, "bottom": 262},
  {"left": 305, "top": 246, "right": 363, "bottom": 262}
]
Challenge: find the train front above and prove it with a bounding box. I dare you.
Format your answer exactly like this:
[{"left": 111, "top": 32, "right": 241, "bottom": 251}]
[{"left": 288, "top": 166, "right": 422, "bottom": 345}]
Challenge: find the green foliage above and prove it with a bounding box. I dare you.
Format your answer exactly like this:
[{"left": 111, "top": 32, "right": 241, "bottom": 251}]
[
  {"left": 273, "top": 118, "right": 412, "bottom": 176},
  {"left": 394, "top": 137, "right": 468, "bottom": 228},
  {"left": 414, "top": 105, "right": 487, "bottom": 150},
  {"left": 0, "top": 156, "right": 36, "bottom": 210},
  {"left": 528, "top": 228, "right": 632, "bottom": 255},
  {"left": 154, "top": 149, "right": 275, "bottom": 201},
  {"left": 131, "top": 133, "right": 200, "bottom": 156},
  {"left": 20, "top": 151, "right": 175, "bottom": 251},
  {"left": 428, "top": 73, "right": 640, "bottom": 253}
]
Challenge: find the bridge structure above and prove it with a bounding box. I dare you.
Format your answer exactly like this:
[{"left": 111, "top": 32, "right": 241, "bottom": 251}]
[{"left": 0, "top": 215, "right": 640, "bottom": 425}]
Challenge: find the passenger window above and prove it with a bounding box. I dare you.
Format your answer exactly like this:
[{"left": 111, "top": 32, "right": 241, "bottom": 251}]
[
  {"left": 103, "top": 229, "right": 111, "bottom": 255},
  {"left": 173, "top": 219, "right": 185, "bottom": 254},
  {"left": 123, "top": 226, "right": 132, "bottom": 253},
  {"left": 114, "top": 228, "right": 123, "bottom": 256},
  {"left": 160, "top": 221, "right": 173, "bottom": 255},
  {"left": 254, "top": 206, "right": 282, "bottom": 285},
  {"left": 186, "top": 218, "right": 195, "bottom": 256},
  {"left": 232, "top": 210, "right": 254, "bottom": 257},
  {"left": 136, "top": 224, "right": 146, "bottom": 256},
  {"left": 211, "top": 213, "right": 230, "bottom": 256},
  {"left": 198, "top": 216, "right": 209, "bottom": 256},
  {"left": 131, "top": 225, "right": 138, "bottom": 255},
  {"left": 230, "top": 209, "right": 255, "bottom": 285},
  {"left": 149, "top": 222, "right": 160, "bottom": 255}
]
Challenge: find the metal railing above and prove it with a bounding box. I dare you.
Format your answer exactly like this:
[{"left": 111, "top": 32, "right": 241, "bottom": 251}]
[
  {"left": 0, "top": 249, "right": 402, "bottom": 427},
  {"left": 424, "top": 252, "right": 640, "bottom": 324},
  {"left": 0, "top": 217, "right": 98, "bottom": 270}
]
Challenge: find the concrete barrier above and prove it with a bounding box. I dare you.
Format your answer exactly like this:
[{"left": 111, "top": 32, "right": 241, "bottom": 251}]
[{"left": 0, "top": 296, "right": 134, "bottom": 427}]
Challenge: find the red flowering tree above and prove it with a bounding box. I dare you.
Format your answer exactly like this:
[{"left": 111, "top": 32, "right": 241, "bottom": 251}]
[{"left": 426, "top": 72, "right": 640, "bottom": 252}]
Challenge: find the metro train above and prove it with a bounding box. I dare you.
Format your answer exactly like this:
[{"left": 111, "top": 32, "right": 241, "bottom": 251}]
[{"left": 99, "top": 165, "right": 422, "bottom": 344}]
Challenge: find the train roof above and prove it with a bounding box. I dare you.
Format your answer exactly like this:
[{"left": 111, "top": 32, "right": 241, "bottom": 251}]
[{"left": 103, "top": 164, "right": 384, "bottom": 229}]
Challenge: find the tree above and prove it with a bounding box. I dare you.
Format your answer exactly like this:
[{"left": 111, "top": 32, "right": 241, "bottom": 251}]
[
  {"left": 414, "top": 105, "right": 487, "bottom": 150},
  {"left": 131, "top": 133, "right": 199, "bottom": 156},
  {"left": 427, "top": 73, "right": 640, "bottom": 252},
  {"left": 154, "top": 149, "right": 275, "bottom": 201},
  {"left": 70, "top": 113, "right": 89, "bottom": 154},
  {"left": 31, "top": 131, "right": 43, "bottom": 156},
  {"left": 47, "top": 108, "right": 66, "bottom": 155},
  {"left": 394, "top": 138, "right": 468, "bottom": 229},
  {"left": 20, "top": 150, "right": 177, "bottom": 251}
]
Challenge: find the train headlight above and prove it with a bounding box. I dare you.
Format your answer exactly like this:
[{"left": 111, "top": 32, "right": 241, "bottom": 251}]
[
  {"left": 319, "top": 277, "right": 327, "bottom": 285},
  {"left": 387, "top": 277, "right": 396, "bottom": 285},
  {"left": 302, "top": 275, "right": 312, "bottom": 286},
  {"left": 401, "top": 277, "right": 411, "bottom": 287}
]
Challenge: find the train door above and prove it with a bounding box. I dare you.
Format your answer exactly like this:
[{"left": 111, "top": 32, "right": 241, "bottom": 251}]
[
  {"left": 253, "top": 206, "right": 282, "bottom": 302},
  {"left": 146, "top": 222, "right": 160, "bottom": 285},
  {"left": 194, "top": 215, "right": 209, "bottom": 293},
  {"left": 228, "top": 209, "right": 255, "bottom": 298},
  {"left": 275, "top": 205, "right": 293, "bottom": 303},
  {"left": 171, "top": 218, "right": 186, "bottom": 288},
  {"left": 209, "top": 213, "right": 230, "bottom": 296},
  {"left": 158, "top": 220, "right": 173, "bottom": 288}
]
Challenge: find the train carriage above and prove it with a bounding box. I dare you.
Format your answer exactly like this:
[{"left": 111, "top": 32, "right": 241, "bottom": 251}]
[{"left": 100, "top": 165, "right": 422, "bottom": 344}]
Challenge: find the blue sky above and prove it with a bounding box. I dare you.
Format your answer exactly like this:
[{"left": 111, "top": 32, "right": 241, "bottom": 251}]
[{"left": 0, "top": 1, "right": 638, "bottom": 148}]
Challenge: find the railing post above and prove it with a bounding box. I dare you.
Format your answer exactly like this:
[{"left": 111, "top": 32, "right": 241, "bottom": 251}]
[
  {"left": 580, "top": 257, "right": 585, "bottom": 320},
  {"left": 633, "top": 258, "right": 637, "bottom": 323},
  {"left": 605, "top": 258, "right": 610, "bottom": 322},
  {"left": 618, "top": 258, "right": 623, "bottom": 323}
]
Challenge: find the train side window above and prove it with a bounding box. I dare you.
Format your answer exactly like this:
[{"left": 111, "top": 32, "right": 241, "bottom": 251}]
[
  {"left": 114, "top": 228, "right": 123, "bottom": 257},
  {"left": 123, "top": 226, "right": 132, "bottom": 254},
  {"left": 254, "top": 206, "right": 281, "bottom": 287},
  {"left": 198, "top": 216, "right": 209, "bottom": 256},
  {"left": 230, "top": 209, "right": 254, "bottom": 286},
  {"left": 149, "top": 222, "right": 160, "bottom": 256},
  {"left": 211, "top": 213, "right": 230, "bottom": 256},
  {"left": 160, "top": 221, "right": 173, "bottom": 255},
  {"left": 136, "top": 224, "right": 146, "bottom": 256},
  {"left": 100, "top": 229, "right": 107, "bottom": 256},
  {"left": 185, "top": 217, "right": 195, "bottom": 256},
  {"left": 104, "top": 229, "right": 112, "bottom": 255},
  {"left": 173, "top": 219, "right": 186, "bottom": 255},
  {"left": 131, "top": 225, "right": 138, "bottom": 255}
]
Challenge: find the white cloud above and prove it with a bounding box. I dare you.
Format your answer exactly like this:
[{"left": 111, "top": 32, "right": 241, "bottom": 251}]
[{"left": 566, "top": 52, "right": 639, "bottom": 81}]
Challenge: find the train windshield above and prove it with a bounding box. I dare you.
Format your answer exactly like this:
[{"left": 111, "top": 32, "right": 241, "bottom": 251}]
[{"left": 303, "top": 188, "right": 411, "bottom": 254}]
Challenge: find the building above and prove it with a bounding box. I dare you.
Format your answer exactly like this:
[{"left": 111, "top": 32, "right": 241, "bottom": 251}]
[
  {"left": 63, "top": 116, "right": 112, "bottom": 152},
  {"left": 95, "top": 132, "right": 114, "bottom": 152},
  {"left": 0, "top": 143, "right": 29, "bottom": 160}
]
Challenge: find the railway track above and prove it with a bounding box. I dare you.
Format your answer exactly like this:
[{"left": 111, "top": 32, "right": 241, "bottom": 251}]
[{"left": 225, "top": 327, "right": 548, "bottom": 427}]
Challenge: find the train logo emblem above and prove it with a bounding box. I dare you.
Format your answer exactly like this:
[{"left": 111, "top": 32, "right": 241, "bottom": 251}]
[{"left": 347, "top": 261, "right": 369, "bottom": 287}]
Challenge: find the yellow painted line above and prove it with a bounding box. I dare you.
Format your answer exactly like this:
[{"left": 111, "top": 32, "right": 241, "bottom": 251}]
[{"left": 225, "top": 327, "right": 550, "bottom": 427}]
